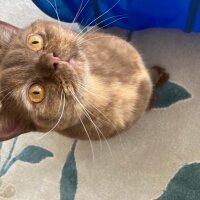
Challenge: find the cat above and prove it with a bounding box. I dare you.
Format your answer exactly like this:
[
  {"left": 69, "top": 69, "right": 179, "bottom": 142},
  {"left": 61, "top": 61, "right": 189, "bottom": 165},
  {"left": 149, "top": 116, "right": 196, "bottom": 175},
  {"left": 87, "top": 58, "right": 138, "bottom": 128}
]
[{"left": 0, "top": 20, "right": 169, "bottom": 141}]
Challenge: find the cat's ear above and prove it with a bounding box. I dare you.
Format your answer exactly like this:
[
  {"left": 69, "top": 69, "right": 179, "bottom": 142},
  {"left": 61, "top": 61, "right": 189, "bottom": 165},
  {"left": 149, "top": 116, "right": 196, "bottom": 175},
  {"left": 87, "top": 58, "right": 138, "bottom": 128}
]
[{"left": 0, "top": 21, "right": 19, "bottom": 45}]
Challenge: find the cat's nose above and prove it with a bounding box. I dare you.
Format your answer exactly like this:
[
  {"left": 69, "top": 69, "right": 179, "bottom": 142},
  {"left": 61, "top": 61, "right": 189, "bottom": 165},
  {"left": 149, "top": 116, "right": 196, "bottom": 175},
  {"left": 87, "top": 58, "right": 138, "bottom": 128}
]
[
  {"left": 39, "top": 53, "right": 69, "bottom": 71},
  {"left": 45, "top": 53, "right": 61, "bottom": 70},
  {"left": 39, "top": 53, "right": 61, "bottom": 71}
]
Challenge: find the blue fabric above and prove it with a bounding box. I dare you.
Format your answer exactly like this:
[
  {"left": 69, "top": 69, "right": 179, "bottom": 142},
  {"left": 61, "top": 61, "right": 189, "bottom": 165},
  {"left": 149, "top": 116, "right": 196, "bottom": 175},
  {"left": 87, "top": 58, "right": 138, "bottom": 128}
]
[{"left": 33, "top": 0, "right": 200, "bottom": 32}]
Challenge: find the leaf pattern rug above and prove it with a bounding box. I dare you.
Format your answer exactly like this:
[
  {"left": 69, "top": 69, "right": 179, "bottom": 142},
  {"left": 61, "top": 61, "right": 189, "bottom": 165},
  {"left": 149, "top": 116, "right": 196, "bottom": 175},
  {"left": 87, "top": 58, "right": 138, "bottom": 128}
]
[{"left": 0, "top": 1, "right": 200, "bottom": 200}]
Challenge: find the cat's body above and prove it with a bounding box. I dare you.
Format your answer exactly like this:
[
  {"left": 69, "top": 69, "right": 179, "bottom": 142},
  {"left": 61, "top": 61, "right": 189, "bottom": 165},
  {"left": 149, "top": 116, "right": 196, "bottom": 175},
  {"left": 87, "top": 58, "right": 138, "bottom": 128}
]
[
  {"left": 0, "top": 20, "right": 168, "bottom": 141},
  {"left": 60, "top": 32, "right": 153, "bottom": 139}
]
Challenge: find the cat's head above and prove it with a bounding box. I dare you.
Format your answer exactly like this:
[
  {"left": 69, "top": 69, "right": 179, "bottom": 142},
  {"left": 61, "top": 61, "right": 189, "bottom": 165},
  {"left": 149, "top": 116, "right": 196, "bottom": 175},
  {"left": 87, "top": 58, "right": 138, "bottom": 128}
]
[{"left": 0, "top": 20, "right": 88, "bottom": 140}]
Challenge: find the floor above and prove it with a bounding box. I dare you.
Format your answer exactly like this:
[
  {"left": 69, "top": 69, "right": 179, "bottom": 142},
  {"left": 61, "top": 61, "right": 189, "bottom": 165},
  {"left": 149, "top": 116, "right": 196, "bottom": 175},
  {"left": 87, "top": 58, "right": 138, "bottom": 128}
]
[{"left": 0, "top": 1, "right": 200, "bottom": 200}]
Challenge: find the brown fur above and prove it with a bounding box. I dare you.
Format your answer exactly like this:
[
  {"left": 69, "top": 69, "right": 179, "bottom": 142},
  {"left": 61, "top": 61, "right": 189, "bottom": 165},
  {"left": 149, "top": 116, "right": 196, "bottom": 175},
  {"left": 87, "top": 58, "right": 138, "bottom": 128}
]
[
  {"left": 0, "top": 20, "right": 168, "bottom": 141},
  {"left": 148, "top": 66, "right": 170, "bottom": 109}
]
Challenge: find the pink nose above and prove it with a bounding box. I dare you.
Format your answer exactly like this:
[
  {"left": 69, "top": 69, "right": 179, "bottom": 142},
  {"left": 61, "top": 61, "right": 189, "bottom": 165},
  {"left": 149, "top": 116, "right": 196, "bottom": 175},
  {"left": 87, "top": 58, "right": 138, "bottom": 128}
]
[{"left": 46, "top": 53, "right": 61, "bottom": 70}]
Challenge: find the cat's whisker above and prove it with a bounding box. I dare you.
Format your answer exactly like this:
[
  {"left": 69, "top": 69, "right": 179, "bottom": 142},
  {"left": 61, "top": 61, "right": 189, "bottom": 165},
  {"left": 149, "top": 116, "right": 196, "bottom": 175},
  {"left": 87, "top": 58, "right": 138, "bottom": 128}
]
[
  {"left": 37, "top": 90, "right": 65, "bottom": 140},
  {"left": 77, "top": 35, "right": 116, "bottom": 46},
  {"left": 72, "top": 81, "right": 113, "bottom": 122},
  {"left": 79, "top": 18, "right": 86, "bottom": 28},
  {"left": 45, "top": 0, "right": 60, "bottom": 22},
  {"left": 71, "top": 82, "right": 108, "bottom": 117},
  {"left": 76, "top": 14, "right": 127, "bottom": 43},
  {"left": 78, "top": 12, "right": 93, "bottom": 33},
  {"left": 77, "top": 16, "right": 127, "bottom": 46},
  {"left": 75, "top": 13, "right": 126, "bottom": 41},
  {"left": 57, "top": 84, "right": 62, "bottom": 97},
  {"left": 1, "top": 90, "right": 15, "bottom": 102},
  {"left": 74, "top": 84, "right": 125, "bottom": 151},
  {"left": 76, "top": 82, "right": 108, "bottom": 100},
  {"left": 70, "top": 90, "right": 102, "bottom": 152},
  {"left": 74, "top": 0, "right": 121, "bottom": 39},
  {"left": 83, "top": 94, "right": 124, "bottom": 149},
  {"left": 45, "top": 0, "right": 62, "bottom": 31},
  {"left": 55, "top": 90, "right": 63, "bottom": 117},
  {"left": 69, "top": 0, "right": 90, "bottom": 31},
  {"left": 53, "top": 0, "right": 62, "bottom": 28},
  {"left": 0, "top": 88, "right": 13, "bottom": 94},
  {"left": 0, "top": 84, "right": 20, "bottom": 94},
  {"left": 70, "top": 90, "right": 113, "bottom": 156},
  {"left": 72, "top": 65, "right": 127, "bottom": 151},
  {"left": 74, "top": 104, "right": 95, "bottom": 162}
]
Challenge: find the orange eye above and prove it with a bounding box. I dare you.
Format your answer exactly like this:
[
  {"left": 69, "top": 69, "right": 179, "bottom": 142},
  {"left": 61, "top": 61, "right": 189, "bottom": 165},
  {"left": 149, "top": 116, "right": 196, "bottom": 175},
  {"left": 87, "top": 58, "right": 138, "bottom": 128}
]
[
  {"left": 28, "top": 84, "right": 45, "bottom": 103},
  {"left": 27, "top": 34, "right": 44, "bottom": 51}
]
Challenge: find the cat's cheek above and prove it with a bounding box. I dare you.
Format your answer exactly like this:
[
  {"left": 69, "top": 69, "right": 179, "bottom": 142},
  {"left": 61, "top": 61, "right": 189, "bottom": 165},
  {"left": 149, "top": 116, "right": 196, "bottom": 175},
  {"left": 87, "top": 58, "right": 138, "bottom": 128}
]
[
  {"left": 0, "top": 101, "right": 2, "bottom": 112},
  {"left": 69, "top": 57, "right": 76, "bottom": 65},
  {"left": 20, "top": 87, "right": 34, "bottom": 112},
  {"left": 69, "top": 58, "right": 86, "bottom": 81}
]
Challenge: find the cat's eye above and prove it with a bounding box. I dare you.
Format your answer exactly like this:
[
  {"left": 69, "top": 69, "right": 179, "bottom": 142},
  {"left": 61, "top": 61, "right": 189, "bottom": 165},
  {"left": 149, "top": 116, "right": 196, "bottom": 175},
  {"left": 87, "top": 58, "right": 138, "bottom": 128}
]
[
  {"left": 27, "top": 34, "right": 44, "bottom": 51},
  {"left": 28, "top": 84, "right": 45, "bottom": 103}
]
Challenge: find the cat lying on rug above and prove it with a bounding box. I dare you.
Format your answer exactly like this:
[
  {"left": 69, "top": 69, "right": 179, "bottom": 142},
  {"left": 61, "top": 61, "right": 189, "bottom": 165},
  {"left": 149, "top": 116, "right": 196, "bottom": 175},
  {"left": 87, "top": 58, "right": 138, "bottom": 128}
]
[{"left": 0, "top": 20, "right": 169, "bottom": 141}]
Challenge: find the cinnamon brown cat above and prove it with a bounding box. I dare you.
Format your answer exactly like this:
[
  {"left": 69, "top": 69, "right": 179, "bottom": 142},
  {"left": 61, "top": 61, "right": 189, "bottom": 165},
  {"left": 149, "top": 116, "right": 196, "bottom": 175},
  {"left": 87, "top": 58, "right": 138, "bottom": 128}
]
[{"left": 0, "top": 20, "right": 169, "bottom": 141}]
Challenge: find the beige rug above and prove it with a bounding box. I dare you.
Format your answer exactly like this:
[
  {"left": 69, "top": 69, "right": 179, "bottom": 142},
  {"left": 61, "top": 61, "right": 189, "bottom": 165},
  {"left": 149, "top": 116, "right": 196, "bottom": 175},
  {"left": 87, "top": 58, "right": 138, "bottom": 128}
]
[{"left": 0, "top": 1, "right": 199, "bottom": 200}]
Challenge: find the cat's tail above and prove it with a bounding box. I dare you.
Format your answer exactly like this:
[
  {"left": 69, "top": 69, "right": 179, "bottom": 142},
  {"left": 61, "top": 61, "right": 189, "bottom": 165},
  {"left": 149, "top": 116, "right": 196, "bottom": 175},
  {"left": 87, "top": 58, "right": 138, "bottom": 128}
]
[
  {"left": 147, "top": 66, "right": 170, "bottom": 109},
  {"left": 149, "top": 66, "right": 170, "bottom": 87}
]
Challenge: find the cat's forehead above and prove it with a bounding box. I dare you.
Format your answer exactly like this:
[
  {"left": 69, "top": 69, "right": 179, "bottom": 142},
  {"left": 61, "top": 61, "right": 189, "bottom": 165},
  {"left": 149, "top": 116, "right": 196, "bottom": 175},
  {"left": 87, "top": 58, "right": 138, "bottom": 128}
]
[
  {"left": 24, "top": 20, "right": 75, "bottom": 41},
  {"left": 28, "top": 21, "right": 59, "bottom": 32}
]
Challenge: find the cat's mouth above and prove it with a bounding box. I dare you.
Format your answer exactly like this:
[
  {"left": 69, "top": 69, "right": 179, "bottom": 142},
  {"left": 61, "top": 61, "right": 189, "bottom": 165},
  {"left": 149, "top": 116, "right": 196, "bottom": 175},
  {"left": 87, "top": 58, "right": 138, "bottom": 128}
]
[
  {"left": 0, "top": 117, "right": 31, "bottom": 141},
  {"left": 0, "top": 126, "right": 23, "bottom": 141}
]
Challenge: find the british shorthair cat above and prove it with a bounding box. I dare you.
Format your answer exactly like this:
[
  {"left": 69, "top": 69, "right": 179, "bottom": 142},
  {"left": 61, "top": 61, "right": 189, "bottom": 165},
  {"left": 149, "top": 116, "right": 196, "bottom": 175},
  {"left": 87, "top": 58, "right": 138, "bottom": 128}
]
[{"left": 0, "top": 20, "right": 169, "bottom": 141}]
